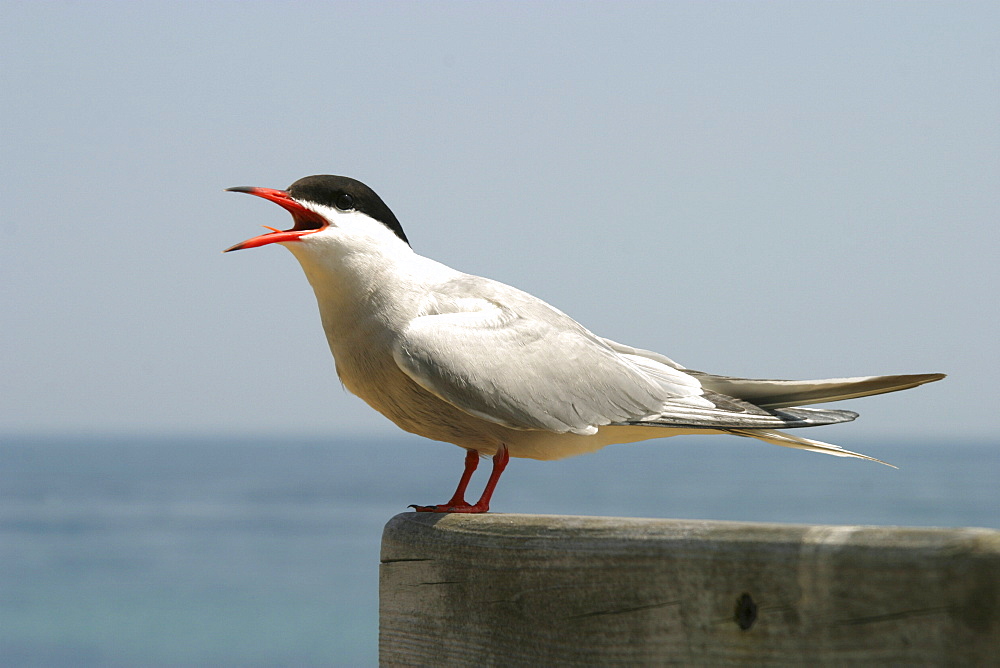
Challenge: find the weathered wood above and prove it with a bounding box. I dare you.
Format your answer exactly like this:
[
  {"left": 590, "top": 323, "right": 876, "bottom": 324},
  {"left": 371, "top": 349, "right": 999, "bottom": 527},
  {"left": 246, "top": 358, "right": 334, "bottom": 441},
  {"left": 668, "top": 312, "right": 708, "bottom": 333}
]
[{"left": 380, "top": 513, "right": 1000, "bottom": 666}]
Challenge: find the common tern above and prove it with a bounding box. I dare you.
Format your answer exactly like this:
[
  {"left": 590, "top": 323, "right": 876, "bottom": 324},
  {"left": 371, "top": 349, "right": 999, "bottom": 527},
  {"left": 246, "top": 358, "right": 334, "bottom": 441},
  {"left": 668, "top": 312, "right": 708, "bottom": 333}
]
[{"left": 226, "top": 175, "right": 944, "bottom": 513}]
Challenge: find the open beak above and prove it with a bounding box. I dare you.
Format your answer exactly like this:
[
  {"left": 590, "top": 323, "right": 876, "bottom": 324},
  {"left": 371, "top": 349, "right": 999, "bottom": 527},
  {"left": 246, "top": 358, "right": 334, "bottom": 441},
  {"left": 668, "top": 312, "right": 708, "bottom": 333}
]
[{"left": 224, "top": 186, "right": 328, "bottom": 252}]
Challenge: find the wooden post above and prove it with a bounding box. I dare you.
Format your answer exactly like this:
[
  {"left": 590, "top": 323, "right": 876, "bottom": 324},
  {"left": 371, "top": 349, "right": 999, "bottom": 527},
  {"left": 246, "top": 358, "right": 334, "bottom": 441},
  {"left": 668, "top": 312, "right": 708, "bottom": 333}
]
[{"left": 380, "top": 513, "right": 1000, "bottom": 666}]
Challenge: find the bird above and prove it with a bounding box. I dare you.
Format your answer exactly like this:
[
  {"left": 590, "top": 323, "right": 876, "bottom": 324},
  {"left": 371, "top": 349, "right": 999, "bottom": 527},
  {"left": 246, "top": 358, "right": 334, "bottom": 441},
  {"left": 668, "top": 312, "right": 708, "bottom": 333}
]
[{"left": 225, "top": 175, "right": 944, "bottom": 513}]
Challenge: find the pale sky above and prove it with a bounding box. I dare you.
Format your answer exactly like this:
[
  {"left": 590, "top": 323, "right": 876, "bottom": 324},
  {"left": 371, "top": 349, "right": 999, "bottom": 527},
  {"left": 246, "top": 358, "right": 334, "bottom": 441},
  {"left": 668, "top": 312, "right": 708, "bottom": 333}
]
[{"left": 2, "top": 1, "right": 997, "bottom": 443}]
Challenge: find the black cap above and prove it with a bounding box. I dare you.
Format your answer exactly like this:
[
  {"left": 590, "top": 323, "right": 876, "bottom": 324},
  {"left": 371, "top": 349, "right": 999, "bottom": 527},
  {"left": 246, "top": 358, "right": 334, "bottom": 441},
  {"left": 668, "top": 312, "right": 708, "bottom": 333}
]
[{"left": 287, "top": 175, "right": 409, "bottom": 245}]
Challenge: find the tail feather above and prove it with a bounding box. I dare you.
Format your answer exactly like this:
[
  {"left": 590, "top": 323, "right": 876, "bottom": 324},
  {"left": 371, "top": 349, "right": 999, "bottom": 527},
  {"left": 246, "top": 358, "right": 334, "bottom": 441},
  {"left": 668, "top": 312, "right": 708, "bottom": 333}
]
[
  {"left": 692, "top": 372, "right": 945, "bottom": 409},
  {"left": 728, "top": 428, "right": 896, "bottom": 468}
]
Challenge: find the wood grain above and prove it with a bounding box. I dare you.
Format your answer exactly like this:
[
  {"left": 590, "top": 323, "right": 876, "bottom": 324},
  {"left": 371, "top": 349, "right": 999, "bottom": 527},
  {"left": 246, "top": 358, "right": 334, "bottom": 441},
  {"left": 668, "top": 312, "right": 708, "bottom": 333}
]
[{"left": 380, "top": 513, "right": 1000, "bottom": 666}]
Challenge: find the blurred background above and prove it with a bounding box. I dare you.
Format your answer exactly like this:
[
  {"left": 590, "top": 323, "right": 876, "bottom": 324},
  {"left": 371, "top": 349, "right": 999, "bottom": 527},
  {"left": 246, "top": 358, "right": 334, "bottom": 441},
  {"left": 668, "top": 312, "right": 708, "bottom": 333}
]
[{"left": 2, "top": 2, "right": 997, "bottom": 666}]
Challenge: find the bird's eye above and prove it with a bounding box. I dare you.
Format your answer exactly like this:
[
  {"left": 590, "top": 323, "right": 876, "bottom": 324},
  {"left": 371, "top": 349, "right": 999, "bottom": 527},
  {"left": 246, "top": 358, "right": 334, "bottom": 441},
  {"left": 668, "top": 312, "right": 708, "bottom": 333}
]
[{"left": 335, "top": 193, "right": 354, "bottom": 211}]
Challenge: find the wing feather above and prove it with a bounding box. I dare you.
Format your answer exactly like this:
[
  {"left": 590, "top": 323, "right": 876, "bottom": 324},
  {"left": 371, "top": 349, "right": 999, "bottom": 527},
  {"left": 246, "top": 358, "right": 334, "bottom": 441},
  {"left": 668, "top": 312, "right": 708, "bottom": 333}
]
[
  {"left": 393, "top": 295, "right": 677, "bottom": 434},
  {"left": 392, "top": 276, "right": 865, "bottom": 436}
]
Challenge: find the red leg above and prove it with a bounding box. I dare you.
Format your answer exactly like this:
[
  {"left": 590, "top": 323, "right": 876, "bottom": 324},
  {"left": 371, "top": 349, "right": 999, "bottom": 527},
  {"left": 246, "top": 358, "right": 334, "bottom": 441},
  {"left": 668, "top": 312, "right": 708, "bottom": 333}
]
[
  {"left": 466, "top": 444, "right": 509, "bottom": 513},
  {"left": 410, "top": 445, "right": 509, "bottom": 513},
  {"left": 444, "top": 448, "right": 481, "bottom": 506},
  {"left": 410, "top": 449, "right": 479, "bottom": 512}
]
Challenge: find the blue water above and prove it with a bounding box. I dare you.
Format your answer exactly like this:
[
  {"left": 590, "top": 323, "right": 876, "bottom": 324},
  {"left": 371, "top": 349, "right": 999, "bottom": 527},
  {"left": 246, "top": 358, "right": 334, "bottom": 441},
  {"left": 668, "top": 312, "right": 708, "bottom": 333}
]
[{"left": 1, "top": 434, "right": 997, "bottom": 666}]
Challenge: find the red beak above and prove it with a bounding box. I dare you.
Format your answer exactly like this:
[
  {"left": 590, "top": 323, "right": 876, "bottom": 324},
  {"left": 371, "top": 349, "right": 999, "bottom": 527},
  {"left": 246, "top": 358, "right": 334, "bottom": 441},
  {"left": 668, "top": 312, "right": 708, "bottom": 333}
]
[{"left": 224, "top": 186, "right": 327, "bottom": 252}]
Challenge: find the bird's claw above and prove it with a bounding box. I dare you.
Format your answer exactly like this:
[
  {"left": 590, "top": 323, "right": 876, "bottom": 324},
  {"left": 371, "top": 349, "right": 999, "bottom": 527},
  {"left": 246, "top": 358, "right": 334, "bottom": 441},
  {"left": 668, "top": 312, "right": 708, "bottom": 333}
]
[{"left": 408, "top": 502, "right": 488, "bottom": 513}]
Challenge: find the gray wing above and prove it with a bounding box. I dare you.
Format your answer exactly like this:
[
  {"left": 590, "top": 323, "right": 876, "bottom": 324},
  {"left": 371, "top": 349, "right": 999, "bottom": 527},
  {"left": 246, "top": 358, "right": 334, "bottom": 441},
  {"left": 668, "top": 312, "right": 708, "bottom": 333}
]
[
  {"left": 392, "top": 279, "right": 690, "bottom": 435},
  {"left": 603, "top": 338, "right": 944, "bottom": 409},
  {"left": 687, "top": 371, "right": 946, "bottom": 408},
  {"left": 392, "top": 277, "right": 856, "bottom": 435}
]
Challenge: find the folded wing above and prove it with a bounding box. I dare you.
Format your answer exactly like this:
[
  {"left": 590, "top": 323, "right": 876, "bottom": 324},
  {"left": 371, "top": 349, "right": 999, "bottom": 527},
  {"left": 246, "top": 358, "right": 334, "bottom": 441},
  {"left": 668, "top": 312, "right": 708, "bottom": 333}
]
[
  {"left": 602, "top": 337, "right": 944, "bottom": 409},
  {"left": 688, "top": 372, "right": 946, "bottom": 408},
  {"left": 392, "top": 277, "right": 890, "bottom": 437}
]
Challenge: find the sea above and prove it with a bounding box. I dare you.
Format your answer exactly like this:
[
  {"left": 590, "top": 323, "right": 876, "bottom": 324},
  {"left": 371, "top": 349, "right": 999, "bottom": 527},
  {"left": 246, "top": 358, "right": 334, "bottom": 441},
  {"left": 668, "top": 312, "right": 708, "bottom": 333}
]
[{"left": 1, "top": 433, "right": 997, "bottom": 667}]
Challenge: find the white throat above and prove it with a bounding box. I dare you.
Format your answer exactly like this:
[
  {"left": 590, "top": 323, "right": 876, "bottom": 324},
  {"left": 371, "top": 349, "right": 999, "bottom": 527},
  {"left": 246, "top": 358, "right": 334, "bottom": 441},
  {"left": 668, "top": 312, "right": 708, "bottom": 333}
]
[{"left": 279, "top": 205, "right": 456, "bottom": 345}]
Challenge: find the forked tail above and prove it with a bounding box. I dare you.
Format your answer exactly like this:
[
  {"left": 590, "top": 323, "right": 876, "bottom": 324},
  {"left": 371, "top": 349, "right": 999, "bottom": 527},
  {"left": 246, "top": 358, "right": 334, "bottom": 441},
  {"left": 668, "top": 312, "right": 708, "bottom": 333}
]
[{"left": 727, "top": 428, "right": 896, "bottom": 467}]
